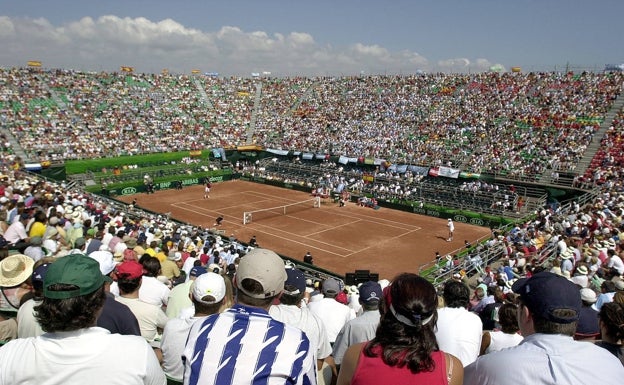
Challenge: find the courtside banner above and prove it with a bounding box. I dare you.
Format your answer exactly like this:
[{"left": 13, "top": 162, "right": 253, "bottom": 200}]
[
  {"left": 407, "top": 165, "right": 430, "bottom": 176},
  {"left": 438, "top": 166, "right": 460, "bottom": 179}
]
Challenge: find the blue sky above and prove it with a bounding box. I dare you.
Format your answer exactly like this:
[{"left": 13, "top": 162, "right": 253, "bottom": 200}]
[{"left": 1, "top": 0, "right": 621, "bottom": 76}]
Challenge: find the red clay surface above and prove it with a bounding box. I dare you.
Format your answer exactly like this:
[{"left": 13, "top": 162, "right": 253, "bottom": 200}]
[{"left": 118, "top": 180, "right": 491, "bottom": 280}]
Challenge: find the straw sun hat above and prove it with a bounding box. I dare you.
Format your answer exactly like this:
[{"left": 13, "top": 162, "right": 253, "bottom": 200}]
[{"left": 0, "top": 254, "right": 35, "bottom": 287}]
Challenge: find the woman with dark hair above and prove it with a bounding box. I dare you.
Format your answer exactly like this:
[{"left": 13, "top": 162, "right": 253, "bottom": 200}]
[
  {"left": 479, "top": 303, "right": 523, "bottom": 355},
  {"left": 337, "top": 273, "right": 463, "bottom": 385},
  {"left": 595, "top": 302, "right": 624, "bottom": 365}
]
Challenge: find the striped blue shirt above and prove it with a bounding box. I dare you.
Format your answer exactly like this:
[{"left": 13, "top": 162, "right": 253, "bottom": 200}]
[{"left": 183, "top": 304, "right": 316, "bottom": 385}]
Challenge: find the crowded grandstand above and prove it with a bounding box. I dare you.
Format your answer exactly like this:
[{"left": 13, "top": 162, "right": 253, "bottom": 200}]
[{"left": 1, "top": 67, "right": 624, "bottom": 383}]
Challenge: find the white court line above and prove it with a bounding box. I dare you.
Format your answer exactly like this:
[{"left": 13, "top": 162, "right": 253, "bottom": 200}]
[
  {"left": 243, "top": 190, "right": 310, "bottom": 203},
  {"left": 327, "top": 209, "right": 422, "bottom": 230},
  {"left": 304, "top": 218, "right": 363, "bottom": 237},
  {"left": 342, "top": 228, "right": 422, "bottom": 257},
  {"left": 173, "top": 198, "right": 278, "bottom": 213},
  {"left": 250, "top": 222, "right": 353, "bottom": 256},
  {"left": 169, "top": 192, "right": 422, "bottom": 257},
  {"left": 173, "top": 199, "right": 356, "bottom": 250}
]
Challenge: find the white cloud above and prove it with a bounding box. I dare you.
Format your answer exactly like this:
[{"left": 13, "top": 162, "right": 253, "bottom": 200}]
[
  {"left": 0, "top": 16, "right": 16, "bottom": 38},
  {"left": 0, "top": 15, "right": 499, "bottom": 76}
]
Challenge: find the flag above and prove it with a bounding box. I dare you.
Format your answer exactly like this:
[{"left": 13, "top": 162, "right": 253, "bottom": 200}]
[{"left": 438, "top": 166, "right": 460, "bottom": 179}]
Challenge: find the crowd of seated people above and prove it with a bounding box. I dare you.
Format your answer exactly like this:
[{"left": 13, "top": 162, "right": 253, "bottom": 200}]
[
  {"left": 0, "top": 152, "right": 623, "bottom": 383},
  {"left": 1, "top": 68, "right": 622, "bottom": 184},
  {"left": 576, "top": 105, "right": 624, "bottom": 188},
  {"left": 2, "top": 68, "right": 624, "bottom": 383}
]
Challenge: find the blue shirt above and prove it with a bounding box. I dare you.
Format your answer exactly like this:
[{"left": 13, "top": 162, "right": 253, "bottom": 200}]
[
  {"left": 183, "top": 304, "right": 316, "bottom": 385},
  {"left": 332, "top": 310, "right": 380, "bottom": 365},
  {"left": 464, "top": 333, "right": 624, "bottom": 385}
]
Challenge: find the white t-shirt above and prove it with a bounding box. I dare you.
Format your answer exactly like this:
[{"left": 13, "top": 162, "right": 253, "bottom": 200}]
[
  {"left": 0, "top": 327, "right": 165, "bottom": 385},
  {"left": 161, "top": 316, "right": 205, "bottom": 381},
  {"left": 484, "top": 330, "right": 524, "bottom": 354},
  {"left": 16, "top": 298, "right": 44, "bottom": 338},
  {"left": 139, "top": 276, "right": 170, "bottom": 307},
  {"left": 435, "top": 306, "right": 483, "bottom": 366},
  {"left": 269, "top": 303, "right": 332, "bottom": 360},
  {"left": 307, "top": 297, "right": 356, "bottom": 343},
  {"left": 607, "top": 255, "right": 624, "bottom": 275}
]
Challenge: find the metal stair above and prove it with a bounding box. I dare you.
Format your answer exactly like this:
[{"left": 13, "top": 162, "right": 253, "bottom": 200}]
[
  {"left": 0, "top": 127, "right": 31, "bottom": 163},
  {"left": 192, "top": 77, "right": 214, "bottom": 110},
  {"left": 575, "top": 88, "right": 624, "bottom": 175},
  {"left": 246, "top": 82, "right": 262, "bottom": 144},
  {"left": 538, "top": 83, "right": 624, "bottom": 183}
]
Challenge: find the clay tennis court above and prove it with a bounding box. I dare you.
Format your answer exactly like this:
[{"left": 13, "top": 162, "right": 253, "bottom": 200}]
[{"left": 118, "top": 180, "right": 491, "bottom": 280}]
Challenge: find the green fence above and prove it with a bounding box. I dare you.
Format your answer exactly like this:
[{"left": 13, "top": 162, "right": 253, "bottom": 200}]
[
  {"left": 65, "top": 151, "right": 213, "bottom": 175},
  {"left": 99, "top": 172, "right": 233, "bottom": 197}
]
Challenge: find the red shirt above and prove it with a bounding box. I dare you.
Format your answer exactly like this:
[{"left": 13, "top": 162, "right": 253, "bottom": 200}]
[{"left": 352, "top": 344, "right": 449, "bottom": 385}]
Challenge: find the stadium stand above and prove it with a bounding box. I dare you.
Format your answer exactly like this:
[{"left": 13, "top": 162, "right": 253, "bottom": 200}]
[{"left": 1, "top": 67, "right": 623, "bottom": 291}]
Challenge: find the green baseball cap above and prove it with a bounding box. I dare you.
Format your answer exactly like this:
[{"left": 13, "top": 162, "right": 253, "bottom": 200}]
[{"left": 44, "top": 254, "right": 112, "bottom": 299}]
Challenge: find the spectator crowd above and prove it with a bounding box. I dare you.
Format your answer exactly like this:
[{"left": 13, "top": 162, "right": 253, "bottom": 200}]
[
  {"left": 2, "top": 68, "right": 623, "bottom": 182},
  {"left": 0, "top": 68, "right": 623, "bottom": 383}
]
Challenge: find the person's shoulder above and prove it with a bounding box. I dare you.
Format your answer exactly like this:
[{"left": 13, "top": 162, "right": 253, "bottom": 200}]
[
  {"left": 0, "top": 336, "right": 32, "bottom": 353},
  {"left": 164, "top": 315, "right": 198, "bottom": 331}
]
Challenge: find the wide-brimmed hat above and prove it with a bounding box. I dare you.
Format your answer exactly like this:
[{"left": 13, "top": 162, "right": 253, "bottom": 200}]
[{"left": 0, "top": 254, "right": 35, "bottom": 287}]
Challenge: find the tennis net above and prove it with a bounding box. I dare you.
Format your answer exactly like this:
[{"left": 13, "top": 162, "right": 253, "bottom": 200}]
[{"left": 243, "top": 197, "right": 321, "bottom": 225}]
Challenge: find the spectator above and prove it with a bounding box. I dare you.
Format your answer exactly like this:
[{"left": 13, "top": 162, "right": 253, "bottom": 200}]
[
  {"left": 595, "top": 280, "right": 617, "bottom": 311},
  {"left": 23, "top": 236, "right": 45, "bottom": 262},
  {"left": 182, "top": 248, "right": 316, "bottom": 384},
  {"left": 89, "top": 250, "right": 141, "bottom": 336},
  {"left": 3, "top": 213, "right": 31, "bottom": 251},
  {"left": 27, "top": 210, "right": 46, "bottom": 238},
  {"left": 478, "top": 287, "right": 505, "bottom": 330},
  {"left": 166, "top": 266, "right": 206, "bottom": 319},
  {"left": 269, "top": 268, "right": 333, "bottom": 384},
  {"left": 138, "top": 255, "right": 170, "bottom": 307},
  {"left": 0, "top": 254, "right": 34, "bottom": 330},
  {"left": 336, "top": 273, "right": 463, "bottom": 385},
  {"left": 308, "top": 277, "right": 356, "bottom": 344},
  {"left": 464, "top": 272, "right": 624, "bottom": 384},
  {"left": 161, "top": 272, "right": 229, "bottom": 384},
  {"left": 479, "top": 303, "right": 523, "bottom": 355},
  {"left": 469, "top": 284, "right": 493, "bottom": 315},
  {"left": 576, "top": 287, "right": 600, "bottom": 340},
  {"left": 160, "top": 251, "right": 182, "bottom": 282},
  {"left": 16, "top": 261, "right": 51, "bottom": 338},
  {"left": 332, "top": 281, "right": 382, "bottom": 366},
  {"left": 595, "top": 302, "right": 624, "bottom": 365},
  {"left": 115, "top": 260, "right": 169, "bottom": 348},
  {"left": 435, "top": 280, "right": 483, "bottom": 367},
  {"left": 0, "top": 253, "right": 165, "bottom": 383}
]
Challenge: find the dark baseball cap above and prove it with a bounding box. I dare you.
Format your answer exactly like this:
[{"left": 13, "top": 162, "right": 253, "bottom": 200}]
[
  {"left": 284, "top": 268, "right": 306, "bottom": 295},
  {"left": 190, "top": 266, "right": 208, "bottom": 278},
  {"left": 512, "top": 271, "right": 581, "bottom": 324},
  {"left": 359, "top": 281, "right": 383, "bottom": 305}
]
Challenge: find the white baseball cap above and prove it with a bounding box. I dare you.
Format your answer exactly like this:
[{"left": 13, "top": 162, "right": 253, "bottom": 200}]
[
  {"left": 88, "top": 250, "right": 117, "bottom": 275},
  {"left": 191, "top": 272, "right": 226, "bottom": 304}
]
